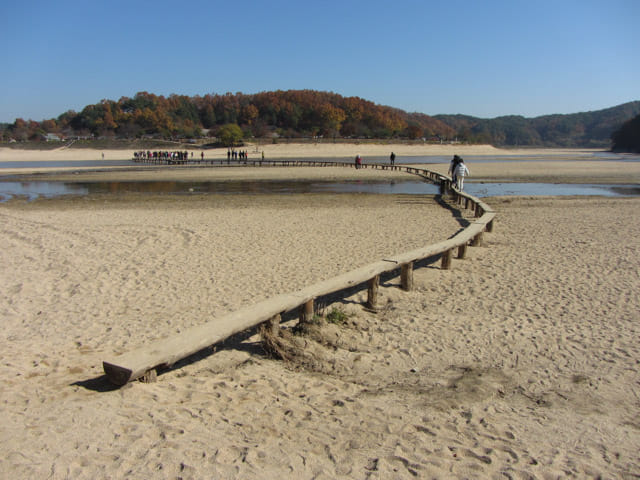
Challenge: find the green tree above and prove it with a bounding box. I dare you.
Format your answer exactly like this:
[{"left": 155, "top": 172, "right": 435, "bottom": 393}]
[{"left": 217, "top": 123, "right": 243, "bottom": 146}]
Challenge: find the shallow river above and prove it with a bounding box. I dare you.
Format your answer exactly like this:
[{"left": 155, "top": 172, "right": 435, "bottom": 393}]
[{"left": 1, "top": 151, "right": 639, "bottom": 201}]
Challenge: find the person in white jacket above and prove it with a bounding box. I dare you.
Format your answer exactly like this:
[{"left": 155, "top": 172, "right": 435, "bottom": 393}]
[{"left": 454, "top": 160, "right": 470, "bottom": 190}]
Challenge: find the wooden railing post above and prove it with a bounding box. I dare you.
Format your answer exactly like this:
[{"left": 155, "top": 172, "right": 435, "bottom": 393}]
[
  {"left": 471, "top": 232, "right": 484, "bottom": 247},
  {"left": 401, "top": 262, "right": 414, "bottom": 291},
  {"left": 266, "top": 313, "right": 281, "bottom": 336},
  {"left": 457, "top": 243, "right": 467, "bottom": 259},
  {"left": 366, "top": 275, "right": 380, "bottom": 310},
  {"left": 299, "top": 299, "right": 314, "bottom": 324},
  {"left": 487, "top": 219, "right": 494, "bottom": 232},
  {"left": 441, "top": 249, "right": 453, "bottom": 269}
]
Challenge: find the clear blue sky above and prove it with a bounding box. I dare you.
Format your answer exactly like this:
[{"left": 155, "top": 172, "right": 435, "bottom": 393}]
[{"left": 1, "top": 0, "right": 638, "bottom": 123}]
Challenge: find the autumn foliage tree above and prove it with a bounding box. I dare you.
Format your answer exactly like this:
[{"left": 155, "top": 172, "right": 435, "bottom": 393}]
[
  {"left": 2, "top": 92, "right": 638, "bottom": 147},
  {"left": 0, "top": 89, "right": 455, "bottom": 142}
]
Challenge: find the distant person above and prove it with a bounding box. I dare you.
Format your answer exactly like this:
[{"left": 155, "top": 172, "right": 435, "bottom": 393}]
[
  {"left": 355, "top": 154, "right": 362, "bottom": 169},
  {"left": 448, "top": 154, "right": 462, "bottom": 186},
  {"left": 101, "top": 152, "right": 104, "bottom": 160},
  {"left": 454, "top": 159, "right": 470, "bottom": 190},
  {"left": 390, "top": 152, "right": 395, "bottom": 165},
  {"left": 201, "top": 151, "right": 204, "bottom": 161}
]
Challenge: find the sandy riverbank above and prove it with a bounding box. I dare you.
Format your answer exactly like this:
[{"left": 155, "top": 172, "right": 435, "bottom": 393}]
[{"left": 0, "top": 160, "right": 639, "bottom": 478}]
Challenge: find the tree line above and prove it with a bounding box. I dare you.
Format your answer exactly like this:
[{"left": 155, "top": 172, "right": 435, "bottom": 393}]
[
  {"left": 434, "top": 101, "right": 640, "bottom": 148},
  {"left": 1, "top": 90, "right": 638, "bottom": 149},
  {"left": 0, "top": 90, "right": 454, "bottom": 144}
]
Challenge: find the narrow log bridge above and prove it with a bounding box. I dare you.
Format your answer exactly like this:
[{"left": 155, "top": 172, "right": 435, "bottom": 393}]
[{"left": 103, "top": 163, "right": 495, "bottom": 386}]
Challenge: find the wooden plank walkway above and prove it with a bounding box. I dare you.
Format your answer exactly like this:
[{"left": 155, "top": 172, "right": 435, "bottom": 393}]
[{"left": 103, "top": 162, "right": 495, "bottom": 385}]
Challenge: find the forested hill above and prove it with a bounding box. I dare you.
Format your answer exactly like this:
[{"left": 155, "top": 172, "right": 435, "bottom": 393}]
[
  {"left": 1, "top": 90, "right": 638, "bottom": 148},
  {"left": 435, "top": 101, "right": 640, "bottom": 147}
]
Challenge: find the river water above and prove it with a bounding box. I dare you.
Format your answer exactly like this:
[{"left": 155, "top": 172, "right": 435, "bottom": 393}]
[
  {"left": 1, "top": 152, "right": 639, "bottom": 201},
  {"left": 1, "top": 179, "right": 638, "bottom": 202}
]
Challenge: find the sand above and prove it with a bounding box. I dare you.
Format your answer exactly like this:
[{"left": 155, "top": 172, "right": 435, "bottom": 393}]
[{"left": 0, "top": 144, "right": 639, "bottom": 478}]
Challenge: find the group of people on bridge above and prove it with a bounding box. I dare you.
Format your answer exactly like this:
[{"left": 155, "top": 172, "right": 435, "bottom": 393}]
[
  {"left": 133, "top": 150, "right": 191, "bottom": 162},
  {"left": 448, "top": 154, "right": 470, "bottom": 190},
  {"left": 227, "top": 149, "right": 250, "bottom": 161}
]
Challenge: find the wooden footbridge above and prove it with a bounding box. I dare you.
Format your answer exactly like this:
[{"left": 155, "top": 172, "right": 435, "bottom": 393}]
[{"left": 103, "top": 161, "right": 495, "bottom": 386}]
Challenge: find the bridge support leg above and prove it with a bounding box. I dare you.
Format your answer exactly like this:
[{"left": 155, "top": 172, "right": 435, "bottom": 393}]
[
  {"left": 266, "top": 313, "right": 281, "bottom": 336},
  {"left": 299, "top": 299, "right": 314, "bottom": 324},
  {"left": 471, "top": 232, "right": 484, "bottom": 247},
  {"left": 140, "top": 368, "right": 157, "bottom": 383},
  {"left": 487, "top": 219, "right": 494, "bottom": 232},
  {"left": 366, "top": 275, "right": 380, "bottom": 311},
  {"left": 401, "top": 262, "right": 414, "bottom": 291},
  {"left": 441, "top": 249, "right": 453, "bottom": 269}
]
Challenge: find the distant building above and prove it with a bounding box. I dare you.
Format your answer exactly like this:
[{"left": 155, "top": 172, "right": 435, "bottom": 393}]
[{"left": 44, "top": 133, "right": 62, "bottom": 141}]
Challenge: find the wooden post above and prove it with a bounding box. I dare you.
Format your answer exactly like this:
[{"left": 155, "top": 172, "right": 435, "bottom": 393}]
[
  {"left": 465, "top": 198, "right": 470, "bottom": 209},
  {"left": 471, "top": 232, "right": 484, "bottom": 247},
  {"left": 366, "top": 275, "right": 380, "bottom": 310},
  {"left": 140, "top": 368, "right": 157, "bottom": 383},
  {"left": 299, "top": 299, "right": 314, "bottom": 324},
  {"left": 401, "top": 262, "right": 414, "bottom": 291},
  {"left": 457, "top": 243, "right": 467, "bottom": 259},
  {"left": 487, "top": 219, "right": 494, "bottom": 232},
  {"left": 441, "top": 249, "right": 453, "bottom": 269},
  {"left": 266, "top": 313, "right": 281, "bottom": 336}
]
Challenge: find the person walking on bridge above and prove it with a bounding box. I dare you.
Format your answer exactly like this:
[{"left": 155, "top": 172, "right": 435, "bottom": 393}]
[
  {"left": 448, "top": 155, "right": 462, "bottom": 185},
  {"left": 454, "top": 158, "right": 470, "bottom": 190}
]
